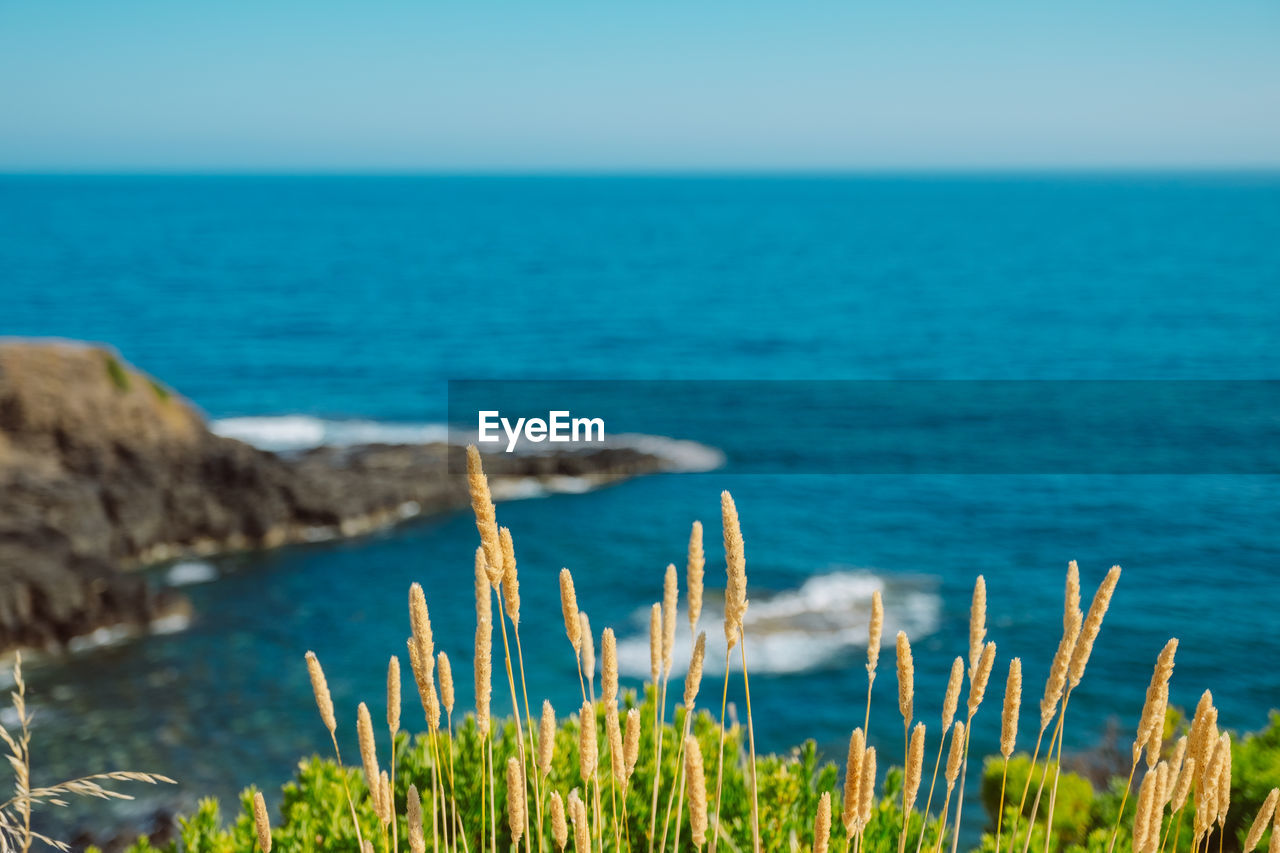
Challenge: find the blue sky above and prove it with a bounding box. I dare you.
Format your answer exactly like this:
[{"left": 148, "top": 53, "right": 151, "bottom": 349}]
[{"left": 2, "top": 1, "right": 1278, "bottom": 171}]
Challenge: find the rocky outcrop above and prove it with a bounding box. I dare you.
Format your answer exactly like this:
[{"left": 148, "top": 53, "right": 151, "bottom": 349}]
[{"left": 0, "top": 340, "right": 665, "bottom": 652}]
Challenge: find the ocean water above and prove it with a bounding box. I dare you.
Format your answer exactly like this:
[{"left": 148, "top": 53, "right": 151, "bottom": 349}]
[{"left": 1, "top": 175, "right": 1279, "bottom": 836}]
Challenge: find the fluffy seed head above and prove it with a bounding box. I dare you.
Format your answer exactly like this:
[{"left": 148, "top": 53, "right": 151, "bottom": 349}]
[
  {"left": 859, "top": 746, "right": 877, "bottom": 824},
  {"left": 814, "top": 791, "right": 832, "bottom": 853},
  {"left": 602, "top": 627, "right": 618, "bottom": 706},
  {"left": 253, "top": 791, "right": 271, "bottom": 852},
  {"left": 969, "top": 575, "right": 987, "bottom": 675},
  {"left": 1040, "top": 609, "right": 1082, "bottom": 731},
  {"left": 1137, "top": 638, "right": 1178, "bottom": 767},
  {"left": 550, "top": 792, "right": 568, "bottom": 850},
  {"left": 409, "top": 583, "right": 434, "bottom": 673},
  {"left": 506, "top": 756, "right": 526, "bottom": 843},
  {"left": 378, "top": 770, "right": 391, "bottom": 826},
  {"left": 571, "top": 791, "right": 590, "bottom": 851},
  {"left": 475, "top": 622, "right": 492, "bottom": 736},
  {"left": 466, "top": 446, "right": 503, "bottom": 582},
  {"left": 1068, "top": 566, "right": 1120, "bottom": 688},
  {"left": 722, "top": 491, "right": 748, "bottom": 649},
  {"left": 438, "top": 652, "right": 454, "bottom": 715},
  {"left": 1217, "top": 733, "right": 1233, "bottom": 823},
  {"left": 649, "top": 603, "right": 662, "bottom": 685},
  {"left": 943, "top": 657, "right": 964, "bottom": 730},
  {"left": 688, "top": 521, "right": 705, "bottom": 634},
  {"left": 357, "top": 702, "right": 380, "bottom": 803},
  {"left": 946, "top": 722, "right": 965, "bottom": 788},
  {"left": 897, "top": 631, "right": 914, "bottom": 726},
  {"left": 500, "top": 526, "right": 520, "bottom": 624},
  {"left": 843, "top": 728, "right": 865, "bottom": 832},
  {"left": 868, "top": 589, "right": 884, "bottom": 674},
  {"left": 579, "top": 612, "right": 595, "bottom": 681},
  {"left": 1001, "top": 657, "right": 1022, "bottom": 758},
  {"left": 1243, "top": 788, "right": 1278, "bottom": 851},
  {"left": 407, "top": 785, "right": 425, "bottom": 853},
  {"left": 686, "top": 735, "right": 708, "bottom": 847},
  {"left": 387, "top": 655, "right": 401, "bottom": 734},
  {"left": 607, "top": 704, "right": 624, "bottom": 784},
  {"left": 539, "top": 700, "right": 556, "bottom": 775},
  {"left": 685, "top": 631, "right": 707, "bottom": 707},
  {"left": 624, "top": 708, "right": 641, "bottom": 781},
  {"left": 662, "top": 563, "right": 678, "bottom": 677},
  {"left": 1065, "top": 561, "right": 1081, "bottom": 633},
  {"left": 968, "top": 641, "right": 996, "bottom": 717},
  {"left": 304, "top": 651, "right": 336, "bottom": 735},
  {"left": 560, "top": 568, "right": 581, "bottom": 653},
  {"left": 1134, "top": 765, "right": 1157, "bottom": 853},
  {"left": 475, "top": 548, "right": 492, "bottom": 626},
  {"left": 905, "top": 722, "right": 926, "bottom": 811},
  {"left": 406, "top": 637, "right": 439, "bottom": 731},
  {"left": 579, "top": 701, "right": 597, "bottom": 781},
  {"left": 1172, "top": 757, "right": 1196, "bottom": 812}
]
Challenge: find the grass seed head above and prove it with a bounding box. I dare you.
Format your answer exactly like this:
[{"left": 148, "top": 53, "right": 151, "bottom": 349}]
[
  {"left": 253, "top": 791, "right": 271, "bottom": 853},
  {"left": 387, "top": 655, "right": 401, "bottom": 734},
  {"left": 814, "top": 791, "right": 832, "bottom": 853},
  {"left": 970, "top": 575, "right": 987, "bottom": 675},
  {"left": 500, "top": 526, "right": 520, "bottom": 624},
  {"left": 686, "top": 735, "right": 708, "bottom": 847},
  {"left": 560, "top": 568, "right": 581, "bottom": 654},
  {"left": 550, "top": 791, "right": 568, "bottom": 850},
  {"left": 662, "top": 562, "right": 678, "bottom": 677},
  {"left": 897, "top": 631, "right": 914, "bottom": 726},
  {"left": 579, "top": 701, "right": 597, "bottom": 781},
  {"left": 624, "top": 707, "right": 641, "bottom": 781},
  {"left": 859, "top": 746, "right": 877, "bottom": 825},
  {"left": 539, "top": 700, "right": 556, "bottom": 776},
  {"left": 649, "top": 603, "right": 662, "bottom": 685},
  {"left": 1068, "top": 565, "right": 1120, "bottom": 688},
  {"left": 721, "top": 491, "right": 747, "bottom": 650},
  {"left": 304, "top": 651, "right": 336, "bottom": 735},
  {"left": 602, "top": 627, "right": 618, "bottom": 706},
  {"left": 685, "top": 631, "right": 707, "bottom": 707},
  {"left": 868, "top": 589, "right": 884, "bottom": 674},
  {"left": 1244, "top": 788, "right": 1279, "bottom": 851},
  {"left": 968, "top": 640, "right": 996, "bottom": 717},
  {"left": 943, "top": 657, "right": 964, "bottom": 730},
  {"left": 506, "top": 755, "right": 526, "bottom": 843},
  {"left": 946, "top": 722, "right": 965, "bottom": 788},
  {"left": 465, "top": 445, "right": 503, "bottom": 582},
  {"left": 905, "top": 722, "right": 926, "bottom": 812},
  {"left": 843, "top": 727, "right": 865, "bottom": 832},
  {"left": 688, "top": 521, "right": 705, "bottom": 634},
  {"left": 579, "top": 612, "right": 595, "bottom": 680},
  {"left": 407, "top": 784, "right": 425, "bottom": 853},
  {"left": 1001, "top": 657, "right": 1022, "bottom": 758},
  {"left": 437, "top": 652, "right": 454, "bottom": 716},
  {"left": 357, "top": 702, "right": 380, "bottom": 804}
]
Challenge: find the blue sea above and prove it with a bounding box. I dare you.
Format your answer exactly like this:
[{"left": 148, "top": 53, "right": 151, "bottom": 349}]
[{"left": 2, "top": 174, "right": 1278, "bottom": 835}]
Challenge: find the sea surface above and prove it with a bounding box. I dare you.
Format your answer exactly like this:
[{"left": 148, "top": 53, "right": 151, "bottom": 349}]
[{"left": 1, "top": 174, "right": 1278, "bottom": 837}]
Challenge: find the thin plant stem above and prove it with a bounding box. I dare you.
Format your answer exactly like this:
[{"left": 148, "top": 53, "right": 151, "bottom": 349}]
[
  {"left": 1021, "top": 710, "right": 1068, "bottom": 853},
  {"left": 915, "top": 735, "right": 947, "bottom": 853},
  {"left": 1105, "top": 759, "right": 1140, "bottom": 853},
  {"left": 865, "top": 671, "right": 876, "bottom": 739},
  {"left": 709, "top": 650, "right": 732, "bottom": 853},
  {"left": 649, "top": 675, "right": 671, "bottom": 853},
  {"left": 1041, "top": 693, "right": 1073, "bottom": 853},
  {"left": 995, "top": 758, "right": 1010, "bottom": 853},
  {"left": 331, "top": 736, "right": 367, "bottom": 852},
  {"left": 488, "top": 737, "right": 498, "bottom": 853},
  {"left": 950, "top": 717, "right": 976, "bottom": 853},
  {"left": 739, "top": 627, "right": 761, "bottom": 853},
  {"left": 495, "top": 594, "right": 533, "bottom": 853},
  {"left": 661, "top": 705, "right": 694, "bottom": 853},
  {"left": 1007, "top": 726, "right": 1048, "bottom": 853}
]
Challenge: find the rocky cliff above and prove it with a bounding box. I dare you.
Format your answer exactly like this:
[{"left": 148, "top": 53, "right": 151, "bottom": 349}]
[{"left": 0, "top": 341, "right": 664, "bottom": 652}]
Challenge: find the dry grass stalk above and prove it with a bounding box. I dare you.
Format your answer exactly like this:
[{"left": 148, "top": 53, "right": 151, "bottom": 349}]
[
  {"left": 500, "top": 526, "right": 520, "bottom": 624},
  {"left": 663, "top": 563, "right": 678, "bottom": 678},
  {"left": 305, "top": 651, "right": 337, "bottom": 735},
  {"left": 970, "top": 575, "right": 987, "bottom": 675},
  {"left": 579, "top": 612, "right": 595, "bottom": 692},
  {"left": 687, "top": 736, "right": 709, "bottom": 848},
  {"left": 579, "top": 701, "right": 597, "bottom": 782},
  {"left": 946, "top": 722, "right": 965, "bottom": 789},
  {"left": 688, "top": 520, "right": 705, "bottom": 634},
  {"left": 901, "top": 722, "right": 926, "bottom": 853},
  {"left": 649, "top": 603, "right": 662, "bottom": 686},
  {"left": 898, "top": 631, "right": 915, "bottom": 728},
  {"left": 943, "top": 657, "right": 964, "bottom": 732},
  {"left": 1002, "top": 657, "right": 1022, "bottom": 759},
  {"left": 438, "top": 652, "right": 455, "bottom": 715},
  {"left": 1065, "top": 561, "right": 1081, "bottom": 634},
  {"left": 624, "top": 708, "right": 641, "bottom": 783},
  {"left": 603, "top": 627, "right": 618, "bottom": 707},
  {"left": 1068, "top": 566, "right": 1121, "bottom": 688},
  {"left": 560, "top": 568, "right": 582, "bottom": 655},
  {"left": 685, "top": 631, "right": 707, "bottom": 707},
  {"left": 1137, "top": 639, "right": 1178, "bottom": 768},
  {"left": 814, "top": 791, "right": 832, "bottom": 853},
  {"left": 506, "top": 756, "right": 526, "bottom": 843},
  {"left": 1040, "top": 609, "right": 1081, "bottom": 732},
  {"left": 859, "top": 746, "right": 877, "bottom": 827},
  {"left": 357, "top": 702, "right": 381, "bottom": 811},
  {"left": 550, "top": 791, "right": 568, "bottom": 850},
  {"left": 476, "top": 548, "right": 493, "bottom": 626},
  {"left": 843, "top": 727, "right": 866, "bottom": 833},
  {"left": 869, "top": 590, "right": 884, "bottom": 676},
  {"left": 721, "top": 491, "right": 747, "bottom": 649},
  {"left": 539, "top": 700, "right": 556, "bottom": 776},
  {"left": 475, "top": 620, "right": 492, "bottom": 737},
  {"left": 968, "top": 641, "right": 996, "bottom": 717},
  {"left": 387, "top": 655, "right": 401, "bottom": 734},
  {"left": 253, "top": 791, "right": 271, "bottom": 852},
  {"left": 407, "top": 784, "right": 425, "bottom": 853},
  {"left": 466, "top": 445, "right": 503, "bottom": 582},
  {"left": 1244, "top": 789, "right": 1279, "bottom": 851}
]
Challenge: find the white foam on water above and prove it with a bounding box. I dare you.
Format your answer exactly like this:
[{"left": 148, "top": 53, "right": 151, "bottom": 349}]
[
  {"left": 165, "top": 560, "right": 218, "bottom": 587},
  {"left": 616, "top": 569, "right": 940, "bottom": 677},
  {"left": 211, "top": 416, "right": 449, "bottom": 452}
]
